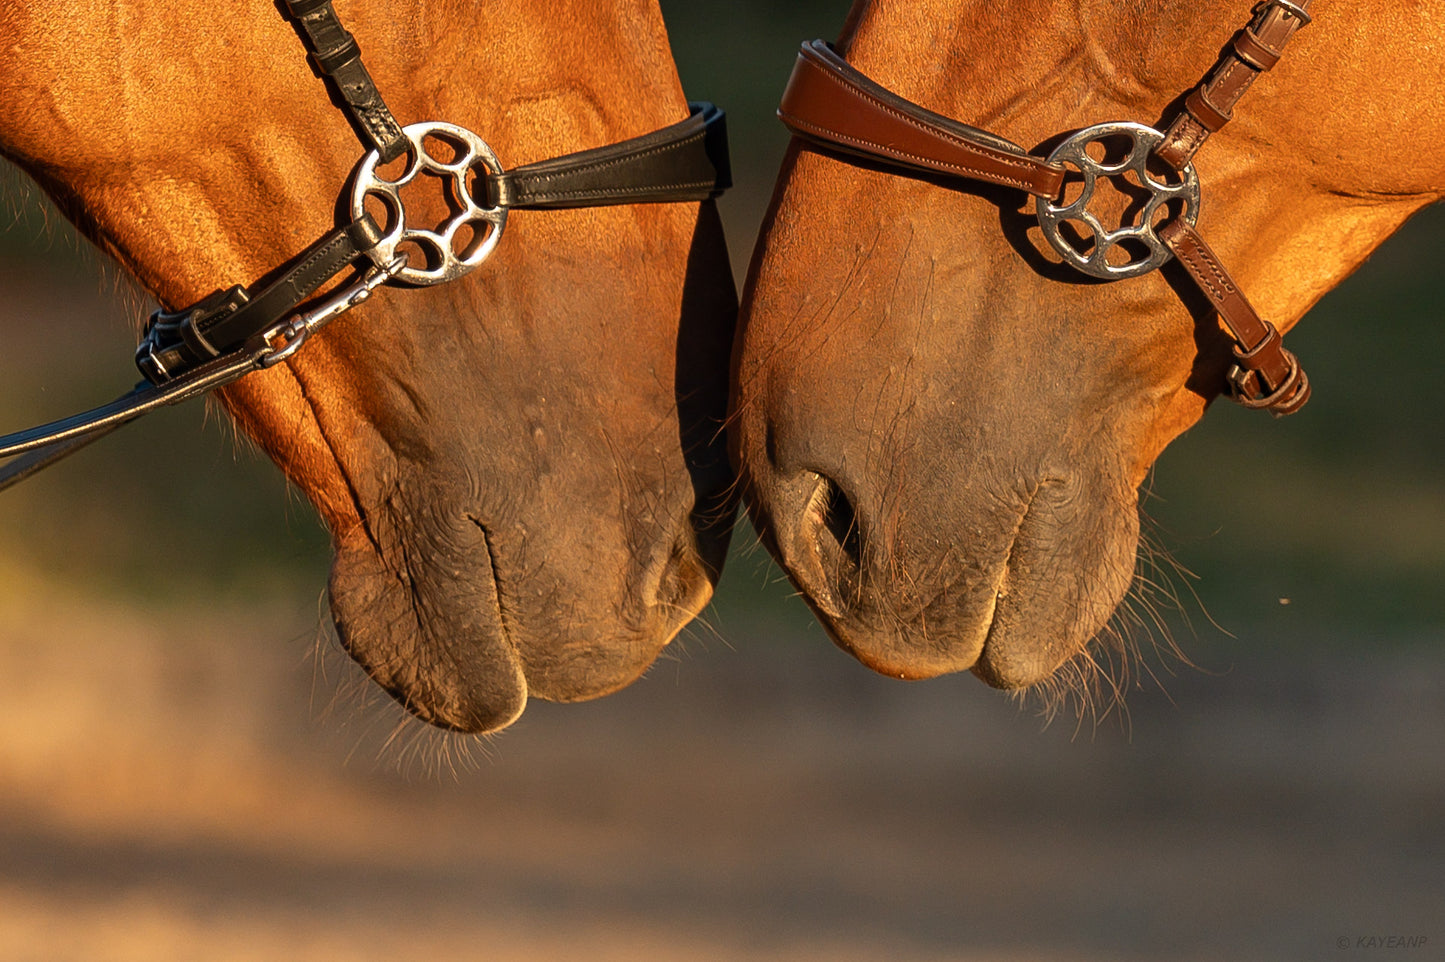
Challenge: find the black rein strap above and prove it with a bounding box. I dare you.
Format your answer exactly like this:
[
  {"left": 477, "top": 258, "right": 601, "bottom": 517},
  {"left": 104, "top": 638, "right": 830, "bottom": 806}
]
[{"left": 0, "top": 0, "right": 730, "bottom": 491}]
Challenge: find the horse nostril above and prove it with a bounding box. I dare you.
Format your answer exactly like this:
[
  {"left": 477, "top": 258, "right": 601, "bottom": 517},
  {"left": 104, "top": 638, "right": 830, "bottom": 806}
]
[
  {"left": 818, "top": 474, "right": 864, "bottom": 569},
  {"left": 647, "top": 532, "right": 711, "bottom": 618},
  {"left": 799, "top": 471, "right": 866, "bottom": 604}
]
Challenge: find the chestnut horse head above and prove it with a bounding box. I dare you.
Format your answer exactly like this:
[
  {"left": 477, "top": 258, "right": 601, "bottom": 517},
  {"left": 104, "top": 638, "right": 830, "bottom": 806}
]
[
  {"left": 0, "top": 0, "right": 737, "bottom": 732},
  {"left": 735, "top": 1, "right": 1444, "bottom": 693}
]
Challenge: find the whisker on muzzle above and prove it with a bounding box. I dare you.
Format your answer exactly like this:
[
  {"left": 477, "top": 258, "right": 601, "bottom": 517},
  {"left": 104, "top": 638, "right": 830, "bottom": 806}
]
[
  {"left": 1010, "top": 518, "right": 1205, "bottom": 733},
  {"left": 307, "top": 600, "right": 496, "bottom": 780}
]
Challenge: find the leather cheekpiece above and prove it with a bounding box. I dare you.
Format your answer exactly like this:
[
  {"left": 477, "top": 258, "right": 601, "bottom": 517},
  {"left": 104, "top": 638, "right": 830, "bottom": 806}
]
[
  {"left": 774, "top": 13, "right": 1314, "bottom": 417},
  {"left": 1154, "top": 0, "right": 1312, "bottom": 170},
  {"left": 281, "top": 0, "right": 407, "bottom": 162}
]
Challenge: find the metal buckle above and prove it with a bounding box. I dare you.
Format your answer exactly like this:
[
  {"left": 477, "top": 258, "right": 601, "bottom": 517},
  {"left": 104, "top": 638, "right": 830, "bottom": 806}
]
[
  {"left": 1257, "top": 0, "right": 1311, "bottom": 26},
  {"left": 1225, "top": 363, "right": 1257, "bottom": 401},
  {"left": 1035, "top": 121, "right": 1201, "bottom": 281},
  {"left": 137, "top": 285, "right": 250, "bottom": 384},
  {"left": 260, "top": 256, "right": 407, "bottom": 368},
  {"left": 350, "top": 121, "right": 508, "bottom": 287}
]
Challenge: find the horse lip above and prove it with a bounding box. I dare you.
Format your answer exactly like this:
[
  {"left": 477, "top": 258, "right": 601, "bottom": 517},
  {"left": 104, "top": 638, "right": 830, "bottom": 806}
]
[
  {"left": 980, "top": 499, "right": 1027, "bottom": 656},
  {"left": 850, "top": 484, "right": 1031, "bottom": 681},
  {"left": 328, "top": 504, "right": 528, "bottom": 734},
  {"left": 971, "top": 483, "right": 1068, "bottom": 690},
  {"left": 465, "top": 512, "right": 515, "bottom": 650}
]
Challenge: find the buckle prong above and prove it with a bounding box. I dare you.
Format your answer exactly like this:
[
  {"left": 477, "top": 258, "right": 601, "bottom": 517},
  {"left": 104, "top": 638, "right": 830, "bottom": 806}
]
[{"left": 1259, "top": 0, "right": 1311, "bottom": 25}]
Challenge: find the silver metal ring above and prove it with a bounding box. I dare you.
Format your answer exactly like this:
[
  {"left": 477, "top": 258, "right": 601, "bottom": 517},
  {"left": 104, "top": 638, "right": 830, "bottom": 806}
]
[
  {"left": 350, "top": 121, "right": 507, "bottom": 287},
  {"left": 1034, "top": 121, "right": 1201, "bottom": 281}
]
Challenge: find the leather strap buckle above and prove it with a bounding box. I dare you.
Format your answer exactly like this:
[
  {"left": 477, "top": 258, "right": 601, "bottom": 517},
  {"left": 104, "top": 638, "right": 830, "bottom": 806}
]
[
  {"left": 137, "top": 285, "right": 249, "bottom": 383},
  {"left": 1257, "top": 0, "right": 1312, "bottom": 26},
  {"left": 1226, "top": 348, "right": 1310, "bottom": 416}
]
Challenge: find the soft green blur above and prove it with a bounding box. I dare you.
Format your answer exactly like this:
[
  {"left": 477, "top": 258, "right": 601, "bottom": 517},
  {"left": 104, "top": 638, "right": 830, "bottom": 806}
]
[{"left": 0, "top": 0, "right": 1440, "bottom": 658}]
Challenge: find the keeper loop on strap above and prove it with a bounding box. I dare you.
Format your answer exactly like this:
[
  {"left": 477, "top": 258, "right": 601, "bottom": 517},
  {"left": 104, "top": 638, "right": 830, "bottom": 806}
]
[
  {"left": 282, "top": 0, "right": 333, "bottom": 16},
  {"left": 1233, "top": 28, "right": 1284, "bottom": 71},
  {"left": 310, "top": 36, "right": 363, "bottom": 77},
  {"left": 1184, "top": 88, "right": 1233, "bottom": 132},
  {"left": 1258, "top": 0, "right": 1312, "bottom": 26}
]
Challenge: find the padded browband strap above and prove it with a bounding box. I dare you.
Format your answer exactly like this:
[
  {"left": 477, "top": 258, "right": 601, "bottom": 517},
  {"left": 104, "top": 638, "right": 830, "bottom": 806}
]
[{"left": 488, "top": 103, "right": 730, "bottom": 208}]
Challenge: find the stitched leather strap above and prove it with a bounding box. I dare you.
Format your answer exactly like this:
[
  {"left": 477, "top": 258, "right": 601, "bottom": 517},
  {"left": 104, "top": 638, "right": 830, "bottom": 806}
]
[
  {"left": 281, "top": 0, "right": 407, "bottom": 162},
  {"left": 488, "top": 102, "right": 730, "bottom": 209},
  {"left": 1159, "top": 219, "right": 1309, "bottom": 415},
  {"left": 0, "top": 351, "right": 263, "bottom": 491},
  {"left": 778, "top": 40, "right": 1066, "bottom": 198},
  {"left": 137, "top": 215, "right": 384, "bottom": 382},
  {"left": 1154, "top": 0, "right": 1313, "bottom": 170}
]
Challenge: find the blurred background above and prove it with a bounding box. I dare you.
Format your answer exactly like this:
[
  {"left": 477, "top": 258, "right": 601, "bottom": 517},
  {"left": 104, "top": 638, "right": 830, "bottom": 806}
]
[{"left": 0, "top": 2, "right": 1439, "bottom": 960}]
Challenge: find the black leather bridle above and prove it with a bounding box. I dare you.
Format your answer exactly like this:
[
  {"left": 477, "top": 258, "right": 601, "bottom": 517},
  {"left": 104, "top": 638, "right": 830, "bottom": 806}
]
[{"left": 0, "top": 0, "right": 730, "bottom": 490}]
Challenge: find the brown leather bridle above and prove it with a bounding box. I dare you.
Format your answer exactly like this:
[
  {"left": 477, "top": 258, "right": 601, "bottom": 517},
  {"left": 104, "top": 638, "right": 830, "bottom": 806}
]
[{"left": 776, "top": 0, "right": 1314, "bottom": 417}]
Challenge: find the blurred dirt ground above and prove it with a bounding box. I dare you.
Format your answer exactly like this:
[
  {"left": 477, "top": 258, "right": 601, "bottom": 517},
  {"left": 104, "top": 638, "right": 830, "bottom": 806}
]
[{"left": 0, "top": 561, "right": 1440, "bottom": 962}]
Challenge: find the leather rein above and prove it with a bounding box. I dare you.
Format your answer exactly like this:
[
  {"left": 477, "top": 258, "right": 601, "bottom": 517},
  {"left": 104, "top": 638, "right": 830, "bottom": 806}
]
[
  {"left": 776, "top": 0, "right": 1313, "bottom": 417},
  {"left": 0, "top": 0, "right": 730, "bottom": 490}
]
